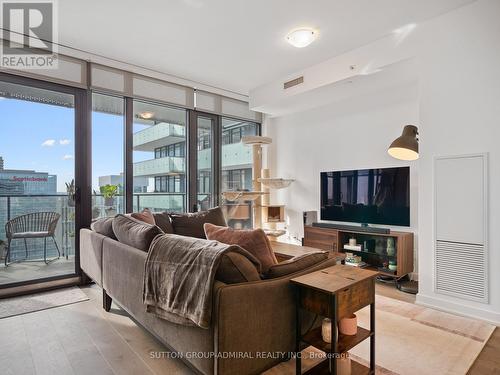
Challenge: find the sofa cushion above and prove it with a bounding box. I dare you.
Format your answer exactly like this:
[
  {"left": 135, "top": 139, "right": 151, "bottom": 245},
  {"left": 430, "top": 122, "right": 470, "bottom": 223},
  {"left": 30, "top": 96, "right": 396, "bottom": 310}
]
[
  {"left": 90, "top": 217, "right": 116, "bottom": 240},
  {"left": 152, "top": 212, "right": 174, "bottom": 234},
  {"left": 170, "top": 207, "right": 226, "bottom": 239},
  {"left": 204, "top": 223, "right": 278, "bottom": 273},
  {"left": 216, "top": 250, "right": 262, "bottom": 284},
  {"left": 131, "top": 208, "right": 155, "bottom": 225},
  {"left": 112, "top": 214, "right": 163, "bottom": 251},
  {"left": 265, "top": 251, "right": 329, "bottom": 279}
]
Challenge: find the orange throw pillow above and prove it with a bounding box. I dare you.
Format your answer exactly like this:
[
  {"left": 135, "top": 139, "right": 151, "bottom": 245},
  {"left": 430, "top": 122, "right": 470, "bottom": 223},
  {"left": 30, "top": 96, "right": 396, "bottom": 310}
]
[
  {"left": 204, "top": 223, "right": 278, "bottom": 273},
  {"left": 131, "top": 208, "right": 156, "bottom": 225}
]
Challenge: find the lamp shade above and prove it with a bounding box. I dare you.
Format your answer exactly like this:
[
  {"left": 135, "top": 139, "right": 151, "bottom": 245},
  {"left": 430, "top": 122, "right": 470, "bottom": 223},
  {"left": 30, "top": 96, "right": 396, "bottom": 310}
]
[{"left": 388, "top": 125, "right": 419, "bottom": 161}]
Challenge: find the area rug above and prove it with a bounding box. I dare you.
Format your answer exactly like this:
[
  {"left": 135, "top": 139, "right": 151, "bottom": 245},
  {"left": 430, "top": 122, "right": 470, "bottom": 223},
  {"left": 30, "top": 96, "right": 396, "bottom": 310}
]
[
  {"left": 0, "top": 287, "right": 89, "bottom": 319},
  {"left": 265, "top": 294, "right": 495, "bottom": 375}
]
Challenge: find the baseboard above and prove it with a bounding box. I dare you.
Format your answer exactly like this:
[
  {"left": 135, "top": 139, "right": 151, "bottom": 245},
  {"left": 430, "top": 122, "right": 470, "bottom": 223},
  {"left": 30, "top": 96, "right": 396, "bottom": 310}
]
[{"left": 416, "top": 293, "right": 500, "bottom": 326}]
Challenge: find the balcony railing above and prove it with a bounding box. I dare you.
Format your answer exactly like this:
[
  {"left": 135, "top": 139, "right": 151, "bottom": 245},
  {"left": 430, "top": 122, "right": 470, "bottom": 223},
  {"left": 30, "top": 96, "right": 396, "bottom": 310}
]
[
  {"left": 133, "top": 156, "right": 185, "bottom": 177},
  {"left": 133, "top": 123, "right": 185, "bottom": 151},
  {"left": 0, "top": 194, "right": 75, "bottom": 263},
  {"left": 0, "top": 192, "right": 253, "bottom": 264},
  {"left": 0, "top": 193, "right": 186, "bottom": 263}
]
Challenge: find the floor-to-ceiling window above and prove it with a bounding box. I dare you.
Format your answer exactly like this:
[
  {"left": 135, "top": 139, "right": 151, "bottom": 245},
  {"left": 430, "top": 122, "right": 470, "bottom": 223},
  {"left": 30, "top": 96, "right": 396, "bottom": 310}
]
[
  {"left": 0, "top": 77, "right": 83, "bottom": 287},
  {"left": 132, "top": 100, "right": 187, "bottom": 212},
  {"left": 91, "top": 93, "right": 125, "bottom": 218},
  {"left": 220, "top": 118, "right": 259, "bottom": 228}
]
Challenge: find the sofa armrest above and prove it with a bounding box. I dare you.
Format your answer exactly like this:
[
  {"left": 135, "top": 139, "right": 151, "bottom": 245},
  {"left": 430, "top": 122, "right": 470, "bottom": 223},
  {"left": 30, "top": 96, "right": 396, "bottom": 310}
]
[
  {"left": 213, "top": 257, "right": 338, "bottom": 375},
  {"left": 80, "top": 228, "right": 106, "bottom": 286}
]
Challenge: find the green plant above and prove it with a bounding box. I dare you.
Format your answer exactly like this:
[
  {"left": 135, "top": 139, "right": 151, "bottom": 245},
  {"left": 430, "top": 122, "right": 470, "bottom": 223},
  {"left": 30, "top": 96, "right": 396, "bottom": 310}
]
[
  {"left": 65, "top": 179, "right": 75, "bottom": 198},
  {"left": 99, "top": 184, "right": 118, "bottom": 199}
]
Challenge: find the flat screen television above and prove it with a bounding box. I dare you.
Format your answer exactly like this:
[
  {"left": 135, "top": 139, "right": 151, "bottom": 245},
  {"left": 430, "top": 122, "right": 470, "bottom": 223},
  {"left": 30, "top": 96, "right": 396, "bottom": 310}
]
[{"left": 320, "top": 166, "right": 410, "bottom": 227}]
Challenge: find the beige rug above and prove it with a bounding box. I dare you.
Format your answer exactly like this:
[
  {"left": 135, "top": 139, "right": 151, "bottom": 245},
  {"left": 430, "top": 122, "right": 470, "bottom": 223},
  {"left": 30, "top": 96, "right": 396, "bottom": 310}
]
[
  {"left": 265, "top": 294, "right": 495, "bottom": 375},
  {"left": 0, "top": 286, "right": 89, "bottom": 319}
]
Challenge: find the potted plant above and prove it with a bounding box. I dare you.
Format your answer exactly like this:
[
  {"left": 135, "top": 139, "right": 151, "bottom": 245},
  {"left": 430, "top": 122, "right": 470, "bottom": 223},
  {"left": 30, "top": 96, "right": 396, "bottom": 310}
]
[
  {"left": 100, "top": 184, "right": 118, "bottom": 207},
  {"left": 66, "top": 179, "right": 76, "bottom": 207}
]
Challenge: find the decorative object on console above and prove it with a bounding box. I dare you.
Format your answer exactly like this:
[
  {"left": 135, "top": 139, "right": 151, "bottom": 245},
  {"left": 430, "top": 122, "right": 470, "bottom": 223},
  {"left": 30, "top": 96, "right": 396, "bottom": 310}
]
[
  {"left": 339, "top": 314, "right": 358, "bottom": 336},
  {"left": 321, "top": 317, "right": 338, "bottom": 343},
  {"left": 388, "top": 260, "right": 397, "bottom": 271},
  {"left": 388, "top": 124, "right": 419, "bottom": 161},
  {"left": 386, "top": 237, "right": 396, "bottom": 256}
]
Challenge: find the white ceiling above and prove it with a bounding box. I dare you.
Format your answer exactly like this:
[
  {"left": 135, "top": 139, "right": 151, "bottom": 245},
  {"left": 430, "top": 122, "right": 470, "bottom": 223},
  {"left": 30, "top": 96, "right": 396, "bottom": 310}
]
[{"left": 58, "top": 0, "right": 475, "bottom": 95}]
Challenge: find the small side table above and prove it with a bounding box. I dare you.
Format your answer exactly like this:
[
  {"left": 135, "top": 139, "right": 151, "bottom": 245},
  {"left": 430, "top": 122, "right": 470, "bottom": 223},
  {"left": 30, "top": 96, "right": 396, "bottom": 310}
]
[{"left": 291, "top": 265, "right": 378, "bottom": 374}]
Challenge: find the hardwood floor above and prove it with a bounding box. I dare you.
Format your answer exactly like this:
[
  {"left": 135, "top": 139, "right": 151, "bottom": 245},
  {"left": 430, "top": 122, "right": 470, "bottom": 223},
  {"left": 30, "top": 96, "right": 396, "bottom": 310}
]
[
  {"left": 468, "top": 328, "right": 500, "bottom": 375},
  {"left": 0, "top": 281, "right": 497, "bottom": 374},
  {"left": 0, "top": 284, "right": 193, "bottom": 375}
]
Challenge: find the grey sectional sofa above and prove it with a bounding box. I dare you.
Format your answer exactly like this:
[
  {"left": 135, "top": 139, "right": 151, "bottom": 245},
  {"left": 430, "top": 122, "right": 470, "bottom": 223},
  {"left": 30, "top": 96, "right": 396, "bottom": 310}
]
[{"left": 80, "top": 227, "right": 337, "bottom": 375}]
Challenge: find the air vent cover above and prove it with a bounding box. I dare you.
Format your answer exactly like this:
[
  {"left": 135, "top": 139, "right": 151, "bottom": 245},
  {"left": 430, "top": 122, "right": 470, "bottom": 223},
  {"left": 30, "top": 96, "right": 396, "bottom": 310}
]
[
  {"left": 283, "top": 76, "right": 304, "bottom": 89},
  {"left": 435, "top": 240, "right": 486, "bottom": 301}
]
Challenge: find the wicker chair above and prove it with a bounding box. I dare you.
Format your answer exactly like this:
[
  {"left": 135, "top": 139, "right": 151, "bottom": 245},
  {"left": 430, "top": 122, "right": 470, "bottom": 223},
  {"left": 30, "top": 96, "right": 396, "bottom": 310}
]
[{"left": 4, "top": 212, "right": 61, "bottom": 266}]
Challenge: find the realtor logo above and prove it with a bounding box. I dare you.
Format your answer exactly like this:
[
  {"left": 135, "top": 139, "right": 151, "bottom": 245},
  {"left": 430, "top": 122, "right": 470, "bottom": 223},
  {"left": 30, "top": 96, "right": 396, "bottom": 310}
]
[{"left": 0, "top": 0, "right": 58, "bottom": 69}]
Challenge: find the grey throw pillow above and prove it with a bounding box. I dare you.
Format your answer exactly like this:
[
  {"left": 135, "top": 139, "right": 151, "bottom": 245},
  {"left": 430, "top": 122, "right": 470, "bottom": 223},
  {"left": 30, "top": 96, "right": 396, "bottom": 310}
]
[
  {"left": 264, "top": 251, "right": 328, "bottom": 279},
  {"left": 169, "top": 206, "right": 227, "bottom": 239},
  {"left": 90, "top": 217, "right": 116, "bottom": 240},
  {"left": 112, "top": 214, "right": 163, "bottom": 251}
]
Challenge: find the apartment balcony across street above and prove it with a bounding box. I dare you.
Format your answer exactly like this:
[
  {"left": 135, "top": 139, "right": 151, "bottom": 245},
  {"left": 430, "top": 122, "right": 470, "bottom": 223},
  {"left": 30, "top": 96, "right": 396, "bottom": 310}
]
[
  {"left": 133, "top": 156, "right": 185, "bottom": 178},
  {"left": 133, "top": 122, "right": 185, "bottom": 151}
]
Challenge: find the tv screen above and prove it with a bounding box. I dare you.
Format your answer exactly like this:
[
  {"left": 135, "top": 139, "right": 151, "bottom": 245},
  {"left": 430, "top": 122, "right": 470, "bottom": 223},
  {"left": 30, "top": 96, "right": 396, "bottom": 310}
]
[{"left": 320, "top": 167, "right": 410, "bottom": 227}]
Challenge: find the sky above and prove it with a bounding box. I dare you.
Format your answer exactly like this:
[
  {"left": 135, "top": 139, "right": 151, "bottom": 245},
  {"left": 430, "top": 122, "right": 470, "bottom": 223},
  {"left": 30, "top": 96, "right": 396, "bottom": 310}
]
[{"left": 0, "top": 96, "right": 140, "bottom": 193}]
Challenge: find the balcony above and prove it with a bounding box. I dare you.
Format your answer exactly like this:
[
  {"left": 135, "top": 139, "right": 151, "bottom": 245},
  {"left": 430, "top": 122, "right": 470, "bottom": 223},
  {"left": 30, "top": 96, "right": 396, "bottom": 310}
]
[
  {"left": 133, "top": 156, "right": 185, "bottom": 177},
  {"left": 0, "top": 194, "right": 76, "bottom": 286},
  {"left": 197, "top": 143, "right": 253, "bottom": 171},
  {"left": 0, "top": 193, "right": 186, "bottom": 286},
  {"left": 133, "top": 123, "right": 185, "bottom": 152}
]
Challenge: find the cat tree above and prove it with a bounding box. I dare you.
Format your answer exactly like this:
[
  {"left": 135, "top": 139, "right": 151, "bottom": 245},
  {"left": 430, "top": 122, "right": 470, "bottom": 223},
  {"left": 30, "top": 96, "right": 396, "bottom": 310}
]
[{"left": 221, "top": 135, "right": 293, "bottom": 240}]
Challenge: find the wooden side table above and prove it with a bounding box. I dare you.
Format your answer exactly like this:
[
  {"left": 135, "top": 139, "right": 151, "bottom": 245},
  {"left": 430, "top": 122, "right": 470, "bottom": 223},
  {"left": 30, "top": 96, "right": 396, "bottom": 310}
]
[{"left": 291, "top": 265, "right": 378, "bottom": 374}]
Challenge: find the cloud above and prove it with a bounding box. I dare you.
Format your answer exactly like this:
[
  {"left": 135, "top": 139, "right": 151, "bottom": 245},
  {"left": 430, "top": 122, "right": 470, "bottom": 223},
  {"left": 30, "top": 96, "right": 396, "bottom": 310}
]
[
  {"left": 59, "top": 139, "right": 71, "bottom": 145},
  {"left": 41, "top": 139, "right": 56, "bottom": 147},
  {"left": 62, "top": 154, "right": 74, "bottom": 160}
]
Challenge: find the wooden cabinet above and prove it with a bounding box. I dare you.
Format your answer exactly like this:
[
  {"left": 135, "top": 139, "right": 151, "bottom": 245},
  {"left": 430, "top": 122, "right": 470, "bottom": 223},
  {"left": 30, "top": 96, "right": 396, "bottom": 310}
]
[
  {"left": 304, "top": 225, "right": 414, "bottom": 278},
  {"left": 303, "top": 225, "right": 338, "bottom": 251}
]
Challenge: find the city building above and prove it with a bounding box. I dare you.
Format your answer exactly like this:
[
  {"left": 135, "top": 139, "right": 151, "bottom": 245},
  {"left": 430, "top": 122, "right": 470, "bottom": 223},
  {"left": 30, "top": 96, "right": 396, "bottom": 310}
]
[{"left": 0, "top": 158, "right": 57, "bottom": 195}]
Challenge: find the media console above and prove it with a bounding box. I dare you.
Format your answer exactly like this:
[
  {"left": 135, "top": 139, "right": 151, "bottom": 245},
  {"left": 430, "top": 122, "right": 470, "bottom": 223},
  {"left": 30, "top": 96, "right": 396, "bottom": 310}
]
[{"left": 304, "top": 223, "right": 414, "bottom": 278}]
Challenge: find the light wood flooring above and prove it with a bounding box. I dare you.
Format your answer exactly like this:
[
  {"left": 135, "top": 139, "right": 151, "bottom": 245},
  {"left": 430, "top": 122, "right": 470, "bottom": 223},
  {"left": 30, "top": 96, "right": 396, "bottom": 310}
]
[{"left": 0, "top": 281, "right": 497, "bottom": 375}]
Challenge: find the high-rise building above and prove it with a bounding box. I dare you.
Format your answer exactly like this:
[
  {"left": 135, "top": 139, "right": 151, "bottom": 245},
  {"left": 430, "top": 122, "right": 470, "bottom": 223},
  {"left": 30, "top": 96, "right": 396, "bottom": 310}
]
[
  {"left": 0, "top": 162, "right": 57, "bottom": 196},
  {"left": 0, "top": 156, "right": 4, "bottom": 170}
]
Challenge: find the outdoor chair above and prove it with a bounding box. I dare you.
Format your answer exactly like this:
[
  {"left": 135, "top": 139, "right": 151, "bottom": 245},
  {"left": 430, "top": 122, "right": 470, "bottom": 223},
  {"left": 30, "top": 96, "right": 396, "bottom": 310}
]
[{"left": 4, "top": 212, "right": 61, "bottom": 266}]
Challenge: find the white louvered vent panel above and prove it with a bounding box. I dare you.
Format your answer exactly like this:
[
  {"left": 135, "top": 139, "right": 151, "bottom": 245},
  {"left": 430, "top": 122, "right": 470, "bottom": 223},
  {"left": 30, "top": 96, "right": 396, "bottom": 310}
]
[{"left": 435, "top": 240, "right": 486, "bottom": 301}]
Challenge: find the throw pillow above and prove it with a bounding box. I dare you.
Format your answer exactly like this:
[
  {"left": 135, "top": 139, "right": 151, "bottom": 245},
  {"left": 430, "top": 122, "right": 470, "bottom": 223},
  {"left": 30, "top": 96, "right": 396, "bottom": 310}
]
[
  {"left": 216, "top": 250, "right": 262, "bottom": 284},
  {"left": 153, "top": 212, "right": 174, "bottom": 234},
  {"left": 170, "top": 206, "right": 227, "bottom": 239},
  {"left": 204, "top": 223, "right": 278, "bottom": 273},
  {"left": 265, "top": 251, "right": 328, "bottom": 279},
  {"left": 131, "top": 208, "right": 155, "bottom": 225},
  {"left": 112, "top": 214, "right": 163, "bottom": 251},
  {"left": 90, "top": 217, "right": 116, "bottom": 239}
]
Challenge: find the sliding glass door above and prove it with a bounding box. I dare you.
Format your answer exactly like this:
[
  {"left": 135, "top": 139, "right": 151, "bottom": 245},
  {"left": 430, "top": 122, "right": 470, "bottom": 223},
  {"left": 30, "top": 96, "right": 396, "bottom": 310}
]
[
  {"left": 189, "top": 112, "right": 218, "bottom": 212},
  {"left": 0, "top": 75, "right": 85, "bottom": 289}
]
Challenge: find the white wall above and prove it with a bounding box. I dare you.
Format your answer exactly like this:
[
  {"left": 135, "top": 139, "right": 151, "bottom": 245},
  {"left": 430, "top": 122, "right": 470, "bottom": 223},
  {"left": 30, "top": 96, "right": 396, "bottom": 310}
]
[
  {"left": 264, "top": 82, "right": 419, "bottom": 256},
  {"left": 416, "top": 0, "right": 500, "bottom": 323},
  {"left": 264, "top": 0, "right": 500, "bottom": 324}
]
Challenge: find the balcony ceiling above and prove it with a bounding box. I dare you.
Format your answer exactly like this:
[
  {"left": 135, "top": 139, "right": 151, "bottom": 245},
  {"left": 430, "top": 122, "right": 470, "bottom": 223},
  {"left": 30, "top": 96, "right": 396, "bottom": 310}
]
[{"left": 59, "top": 0, "right": 474, "bottom": 95}]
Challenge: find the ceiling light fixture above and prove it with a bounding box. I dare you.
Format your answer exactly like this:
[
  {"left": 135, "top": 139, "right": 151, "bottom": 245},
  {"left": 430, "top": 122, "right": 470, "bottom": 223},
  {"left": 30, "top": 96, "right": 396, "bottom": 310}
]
[
  {"left": 138, "top": 111, "right": 154, "bottom": 120},
  {"left": 286, "top": 28, "right": 318, "bottom": 48},
  {"left": 388, "top": 125, "right": 419, "bottom": 161}
]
